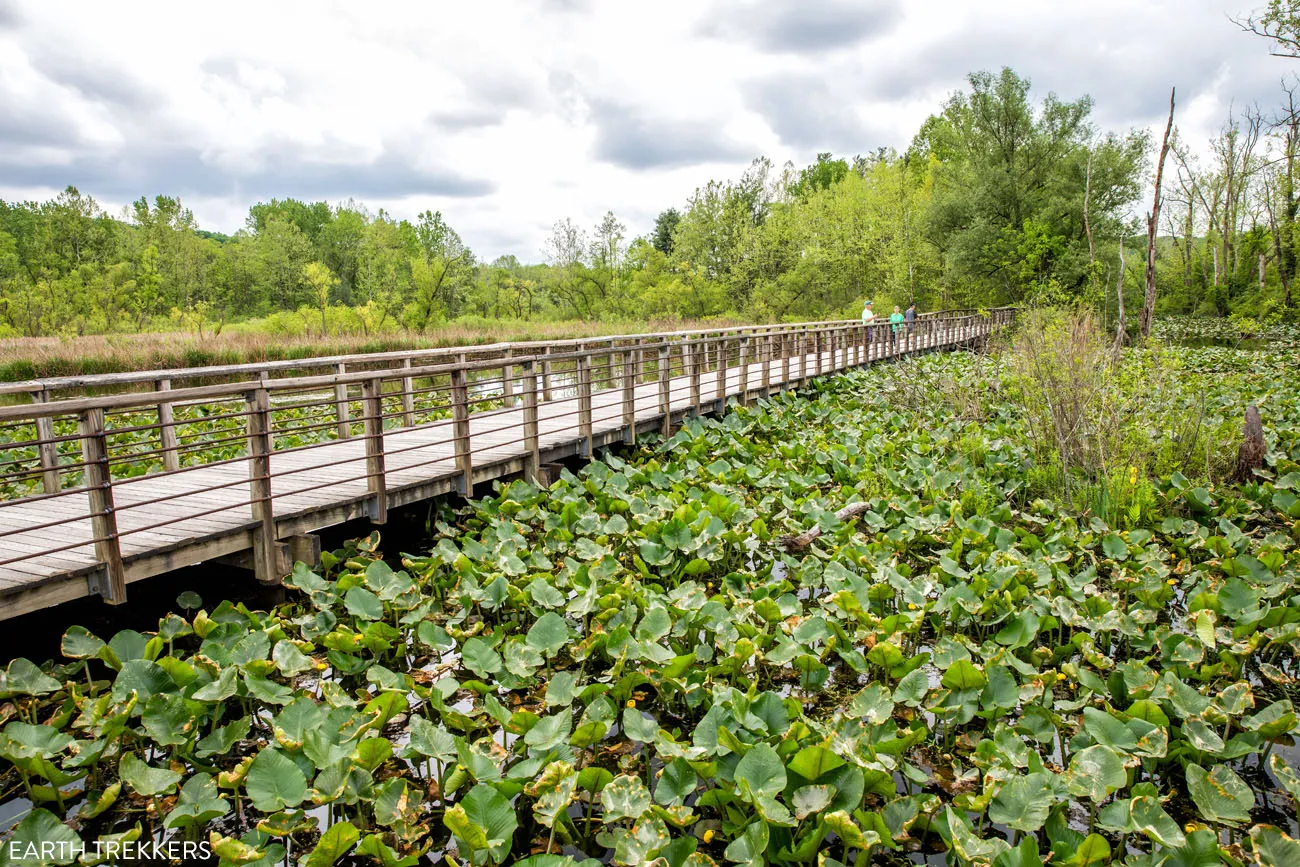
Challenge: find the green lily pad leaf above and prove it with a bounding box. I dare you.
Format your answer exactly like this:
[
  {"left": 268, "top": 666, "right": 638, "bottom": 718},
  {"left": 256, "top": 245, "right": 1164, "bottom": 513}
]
[
  {"left": 1101, "top": 534, "right": 1129, "bottom": 560},
  {"left": 176, "top": 590, "right": 203, "bottom": 610},
  {"left": 445, "top": 782, "right": 518, "bottom": 865},
  {"left": 941, "top": 659, "right": 986, "bottom": 691},
  {"left": 1185, "top": 763, "right": 1253, "bottom": 825},
  {"left": 1130, "top": 795, "right": 1185, "bottom": 848},
  {"left": 0, "top": 658, "right": 62, "bottom": 697},
  {"left": 792, "top": 784, "right": 835, "bottom": 820},
  {"left": 1250, "top": 826, "right": 1300, "bottom": 867},
  {"left": 787, "top": 744, "right": 845, "bottom": 780},
  {"left": 461, "top": 637, "right": 503, "bottom": 678},
  {"left": 355, "top": 834, "right": 422, "bottom": 867},
  {"left": 2, "top": 722, "right": 73, "bottom": 759},
  {"left": 344, "top": 587, "right": 383, "bottom": 621},
  {"left": 655, "top": 757, "right": 698, "bottom": 807},
  {"left": 118, "top": 752, "right": 182, "bottom": 797},
  {"left": 165, "top": 773, "right": 229, "bottom": 829},
  {"left": 1066, "top": 745, "right": 1127, "bottom": 802},
  {"left": 601, "top": 773, "right": 653, "bottom": 822},
  {"left": 61, "top": 626, "right": 106, "bottom": 660},
  {"left": 723, "top": 820, "right": 769, "bottom": 867},
  {"left": 524, "top": 713, "right": 573, "bottom": 751},
  {"left": 526, "top": 612, "right": 570, "bottom": 658},
  {"left": 304, "top": 821, "right": 360, "bottom": 867},
  {"left": 735, "top": 742, "right": 786, "bottom": 800},
  {"left": 524, "top": 761, "right": 578, "bottom": 828},
  {"left": 624, "top": 707, "right": 659, "bottom": 743},
  {"left": 988, "top": 772, "right": 1054, "bottom": 832},
  {"left": 246, "top": 747, "right": 308, "bottom": 812},
  {"left": 3, "top": 808, "right": 82, "bottom": 865}
]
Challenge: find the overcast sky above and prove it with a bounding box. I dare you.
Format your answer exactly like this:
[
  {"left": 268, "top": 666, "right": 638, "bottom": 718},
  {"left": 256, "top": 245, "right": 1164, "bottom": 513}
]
[{"left": 0, "top": 0, "right": 1290, "bottom": 261}]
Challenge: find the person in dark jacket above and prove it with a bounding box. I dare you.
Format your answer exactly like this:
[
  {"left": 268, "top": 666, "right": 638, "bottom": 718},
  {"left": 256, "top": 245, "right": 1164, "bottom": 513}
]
[{"left": 904, "top": 302, "right": 917, "bottom": 335}]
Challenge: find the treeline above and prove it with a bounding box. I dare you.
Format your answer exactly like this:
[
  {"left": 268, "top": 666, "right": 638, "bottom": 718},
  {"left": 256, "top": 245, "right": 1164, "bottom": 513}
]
[{"left": 1, "top": 66, "right": 1295, "bottom": 339}]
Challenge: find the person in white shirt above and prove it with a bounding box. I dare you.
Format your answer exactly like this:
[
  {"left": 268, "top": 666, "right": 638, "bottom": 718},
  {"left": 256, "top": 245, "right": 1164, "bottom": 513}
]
[{"left": 861, "top": 299, "right": 876, "bottom": 341}]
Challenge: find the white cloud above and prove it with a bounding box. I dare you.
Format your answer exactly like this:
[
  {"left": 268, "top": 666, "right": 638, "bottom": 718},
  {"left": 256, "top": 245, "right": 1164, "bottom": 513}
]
[{"left": 0, "top": 0, "right": 1285, "bottom": 259}]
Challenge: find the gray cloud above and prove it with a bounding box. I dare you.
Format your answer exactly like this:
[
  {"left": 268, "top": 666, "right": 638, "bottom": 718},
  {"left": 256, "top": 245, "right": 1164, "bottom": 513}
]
[
  {"left": 0, "top": 0, "right": 20, "bottom": 30},
  {"left": 744, "top": 74, "right": 884, "bottom": 153},
  {"left": 0, "top": 144, "right": 494, "bottom": 202},
  {"left": 589, "top": 100, "right": 753, "bottom": 169},
  {"left": 430, "top": 106, "right": 506, "bottom": 131},
  {"left": 29, "top": 51, "right": 158, "bottom": 110},
  {"left": 699, "top": 0, "right": 902, "bottom": 53}
]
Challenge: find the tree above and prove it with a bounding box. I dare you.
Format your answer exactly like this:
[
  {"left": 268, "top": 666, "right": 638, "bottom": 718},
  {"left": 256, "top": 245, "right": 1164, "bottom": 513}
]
[
  {"left": 1140, "top": 89, "right": 1176, "bottom": 339},
  {"left": 1236, "top": 1, "right": 1300, "bottom": 57},
  {"left": 652, "top": 209, "right": 681, "bottom": 254},
  {"left": 302, "top": 261, "right": 339, "bottom": 334}
]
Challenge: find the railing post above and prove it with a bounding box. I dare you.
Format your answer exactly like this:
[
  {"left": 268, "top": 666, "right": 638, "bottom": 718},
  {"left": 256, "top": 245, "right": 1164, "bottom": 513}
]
[
  {"left": 577, "top": 348, "right": 593, "bottom": 456},
  {"left": 334, "top": 362, "right": 351, "bottom": 439},
  {"left": 451, "top": 367, "right": 472, "bottom": 495},
  {"left": 621, "top": 349, "right": 636, "bottom": 444},
  {"left": 688, "top": 341, "right": 701, "bottom": 416},
  {"left": 635, "top": 340, "right": 645, "bottom": 384},
  {"left": 714, "top": 337, "right": 727, "bottom": 412},
  {"left": 244, "top": 387, "right": 281, "bottom": 585},
  {"left": 400, "top": 359, "right": 416, "bottom": 427},
  {"left": 501, "top": 348, "right": 514, "bottom": 408},
  {"left": 361, "top": 377, "right": 387, "bottom": 525},
  {"left": 78, "top": 407, "right": 127, "bottom": 604},
  {"left": 33, "top": 390, "right": 60, "bottom": 494},
  {"left": 156, "top": 378, "right": 180, "bottom": 472},
  {"left": 761, "top": 334, "right": 772, "bottom": 396},
  {"left": 781, "top": 332, "right": 791, "bottom": 390},
  {"left": 541, "top": 347, "right": 553, "bottom": 402},
  {"left": 658, "top": 343, "right": 671, "bottom": 435},
  {"left": 522, "top": 359, "right": 540, "bottom": 482},
  {"left": 737, "top": 336, "right": 750, "bottom": 406}
]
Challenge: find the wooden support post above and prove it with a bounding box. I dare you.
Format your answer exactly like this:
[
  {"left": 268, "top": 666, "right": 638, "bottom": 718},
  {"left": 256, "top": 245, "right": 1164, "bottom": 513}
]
[
  {"left": 577, "top": 348, "right": 593, "bottom": 456},
  {"left": 635, "top": 340, "right": 645, "bottom": 383},
  {"left": 334, "top": 362, "right": 351, "bottom": 439},
  {"left": 156, "top": 378, "right": 180, "bottom": 472},
  {"left": 658, "top": 343, "right": 671, "bottom": 435},
  {"left": 737, "top": 337, "right": 750, "bottom": 405},
  {"left": 288, "top": 534, "right": 322, "bottom": 568},
  {"left": 501, "top": 348, "right": 514, "bottom": 408},
  {"left": 33, "top": 390, "right": 60, "bottom": 494},
  {"left": 622, "top": 349, "right": 636, "bottom": 444},
  {"left": 79, "top": 407, "right": 127, "bottom": 604},
  {"left": 688, "top": 342, "right": 701, "bottom": 416},
  {"left": 361, "top": 377, "right": 387, "bottom": 524},
  {"left": 244, "top": 387, "right": 281, "bottom": 585},
  {"left": 450, "top": 367, "right": 472, "bottom": 495},
  {"left": 522, "top": 359, "right": 540, "bottom": 482},
  {"left": 541, "top": 347, "right": 553, "bottom": 402},
  {"left": 400, "top": 358, "right": 416, "bottom": 426}
]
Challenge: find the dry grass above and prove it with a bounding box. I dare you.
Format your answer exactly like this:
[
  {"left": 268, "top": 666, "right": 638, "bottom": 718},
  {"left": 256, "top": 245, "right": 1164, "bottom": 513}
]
[{"left": 0, "top": 318, "right": 742, "bottom": 382}]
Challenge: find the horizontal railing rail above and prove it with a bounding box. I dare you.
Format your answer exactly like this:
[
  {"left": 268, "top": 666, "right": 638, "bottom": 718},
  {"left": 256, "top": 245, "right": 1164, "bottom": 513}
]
[{"left": 0, "top": 309, "right": 1016, "bottom": 613}]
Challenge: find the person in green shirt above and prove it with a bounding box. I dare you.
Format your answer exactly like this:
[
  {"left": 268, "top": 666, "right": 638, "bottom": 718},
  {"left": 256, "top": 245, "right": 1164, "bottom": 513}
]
[{"left": 889, "top": 305, "right": 904, "bottom": 348}]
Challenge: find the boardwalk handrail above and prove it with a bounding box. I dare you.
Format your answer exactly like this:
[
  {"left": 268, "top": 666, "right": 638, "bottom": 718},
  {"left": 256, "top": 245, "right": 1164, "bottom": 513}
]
[
  {"left": 0, "top": 309, "right": 1016, "bottom": 616},
  {"left": 0, "top": 309, "right": 997, "bottom": 396}
]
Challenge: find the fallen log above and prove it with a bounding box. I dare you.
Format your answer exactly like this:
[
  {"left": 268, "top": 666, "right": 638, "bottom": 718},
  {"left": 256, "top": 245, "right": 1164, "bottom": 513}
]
[{"left": 779, "top": 501, "right": 872, "bottom": 552}]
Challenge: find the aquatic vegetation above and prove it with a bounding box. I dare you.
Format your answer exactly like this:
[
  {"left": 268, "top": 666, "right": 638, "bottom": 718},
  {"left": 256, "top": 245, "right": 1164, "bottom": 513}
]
[{"left": 2, "top": 335, "right": 1299, "bottom": 866}]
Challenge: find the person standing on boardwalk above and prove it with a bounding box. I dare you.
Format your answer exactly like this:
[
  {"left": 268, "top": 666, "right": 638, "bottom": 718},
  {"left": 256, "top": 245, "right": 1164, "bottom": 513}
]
[
  {"left": 889, "top": 305, "right": 904, "bottom": 348},
  {"left": 905, "top": 301, "right": 917, "bottom": 335},
  {"left": 861, "top": 299, "right": 876, "bottom": 342}
]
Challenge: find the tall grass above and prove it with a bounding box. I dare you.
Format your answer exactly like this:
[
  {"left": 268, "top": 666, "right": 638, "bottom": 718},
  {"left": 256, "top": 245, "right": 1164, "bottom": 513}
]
[{"left": 0, "top": 317, "right": 743, "bottom": 382}]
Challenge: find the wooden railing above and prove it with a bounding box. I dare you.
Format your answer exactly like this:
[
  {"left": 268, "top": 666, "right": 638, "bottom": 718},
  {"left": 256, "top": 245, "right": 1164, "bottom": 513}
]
[{"left": 0, "top": 309, "right": 1015, "bottom": 609}]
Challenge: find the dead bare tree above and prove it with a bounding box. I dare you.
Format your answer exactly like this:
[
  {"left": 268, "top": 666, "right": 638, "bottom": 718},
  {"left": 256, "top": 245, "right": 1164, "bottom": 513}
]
[{"left": 1140, "top": 88, "right": 1176, "bottom": 339}]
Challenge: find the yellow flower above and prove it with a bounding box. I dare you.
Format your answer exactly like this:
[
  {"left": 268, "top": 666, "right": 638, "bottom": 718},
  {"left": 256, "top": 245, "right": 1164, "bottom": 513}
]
[
  {"left": 703, "top": 830, "right": 715, "bottom": 844},
  {"left": 626, "top": 699, "right": 636, "bottom": 709},
  {"left": 1167, "top": 579, "right": 1177, "bottom": 586},
  {"left": 907, "top": 603, "right": 918, "bottom": 610},
  {"left": 1129, "top": 466, "right": 1138, "bottom": 486}
]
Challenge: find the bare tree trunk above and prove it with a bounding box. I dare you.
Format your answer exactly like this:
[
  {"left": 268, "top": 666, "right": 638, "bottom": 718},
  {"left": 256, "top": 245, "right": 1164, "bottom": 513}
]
[
  {"left": 1235, "top": 405, "right": 1265, "bottom": 482},
  {"left": 1140, "top": 88, "right": 1176, "bottom": 339},
  {"left": 779, "top": 501, "right": 872, "bottom": 552}
]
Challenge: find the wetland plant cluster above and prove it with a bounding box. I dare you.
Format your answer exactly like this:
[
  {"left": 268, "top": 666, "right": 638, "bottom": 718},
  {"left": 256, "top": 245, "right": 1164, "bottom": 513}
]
[{"left": 2, "top": 321, "right": 1300, "bottom": 867}]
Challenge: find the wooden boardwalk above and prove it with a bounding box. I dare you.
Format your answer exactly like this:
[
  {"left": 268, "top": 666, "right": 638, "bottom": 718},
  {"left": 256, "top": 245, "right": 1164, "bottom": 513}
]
[{"left": 0, "top": 314, "right": 1011, "bottom": 618}]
